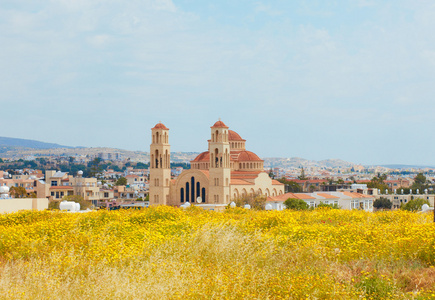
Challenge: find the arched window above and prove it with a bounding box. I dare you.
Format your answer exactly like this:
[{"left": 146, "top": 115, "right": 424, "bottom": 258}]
[
  {"left": 156, "top": 132, "right": 159, "bottom": 144},
  {"left": 186, "top": 182, "right": 190, "bottom": 202},
  {"left": 196, "top": 182, "right": 200, "bottom": 197},
  {"left": 191, "top": 177, "right": 195, "bottom": 203},
  {"left": 180, "top": 188, "right": 184, "bottom": 202},
  {"left": 155, "top": 150, "right": 159, "bottom": 168},
  {"left": 202, "top": 188, "right": 206, "bottom": 202},
  {"left": 214, "top": 148, "right": 219, "bottom": 168}
]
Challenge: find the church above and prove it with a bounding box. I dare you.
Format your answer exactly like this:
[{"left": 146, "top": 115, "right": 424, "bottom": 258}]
[{"left": 149, "top": 120, "right": 284, "bottom": 209}]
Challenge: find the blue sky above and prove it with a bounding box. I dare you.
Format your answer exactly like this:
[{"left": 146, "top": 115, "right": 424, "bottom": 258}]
[{"left": 1, "top": 0, "right": 435, "bottom": 165}]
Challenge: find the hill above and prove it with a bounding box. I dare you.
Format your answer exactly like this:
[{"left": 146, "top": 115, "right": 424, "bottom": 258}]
[{"left": 0, "top": 136, "right": 72, "bottom": 150}]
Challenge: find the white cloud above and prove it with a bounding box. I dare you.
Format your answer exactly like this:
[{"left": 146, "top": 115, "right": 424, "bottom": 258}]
[{"left": 2, "top": 1, "right": 435, "bottom": 164}]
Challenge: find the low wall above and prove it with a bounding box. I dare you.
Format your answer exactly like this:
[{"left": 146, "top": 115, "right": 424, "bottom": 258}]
[{"left": 0, "top": 198, "right": 49, "bottom": 213}]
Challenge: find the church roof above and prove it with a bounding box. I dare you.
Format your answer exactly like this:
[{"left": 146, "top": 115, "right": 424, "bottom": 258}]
[
  {"left": 191, "top": 151, "right": 209, "bottom": 162},
  {"left": 228, "top": 130, "right": 245, "bottom": 141},
  {"left": 236, "top": 151, "right": 262, "bottom": 162},
  {"left": 152, "top": 122, "right": 169, "bottom": 130},
  {"left": 231, "top": 179, "right": 255, "bottom": 185},
  {"left": 211, "top": 120, "right": 229, "bottom": 128},
  {"left": 191, "top": 150, "right": 262, "bottom": 163}
]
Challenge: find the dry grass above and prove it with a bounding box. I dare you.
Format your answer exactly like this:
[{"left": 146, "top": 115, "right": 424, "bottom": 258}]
[{"left": 0, "top": 207, "right": 434, "bottom": 299}]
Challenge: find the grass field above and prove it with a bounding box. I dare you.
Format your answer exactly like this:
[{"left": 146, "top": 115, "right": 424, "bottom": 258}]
[{"left": 0, "top": 206, "right": 434, "bottom": 299}]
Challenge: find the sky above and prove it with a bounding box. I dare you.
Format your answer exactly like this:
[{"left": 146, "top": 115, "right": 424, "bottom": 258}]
[{"left": 1, "top": 0, "right": 435, "bottom": 166}]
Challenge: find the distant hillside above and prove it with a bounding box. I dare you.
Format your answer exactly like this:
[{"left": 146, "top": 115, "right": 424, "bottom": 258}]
[
  {"left": 0, "top": 136, "right": 72, "bottom": 150},
  {"left": 381, "top": 164, "right": 435, "bottom": 169},
  {"left": 263, "top": 157, "right": 355, "bottom": 169}
]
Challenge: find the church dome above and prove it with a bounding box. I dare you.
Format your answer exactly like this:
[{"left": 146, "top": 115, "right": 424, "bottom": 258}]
[
  {"left": 211, "top": 120, "right": 229, "bottom": 128},
  {"left": 228, "top": 130, "right": 245, "bottom": 141},
  {"left": 236, "top": 151, "right": 262, "bottom": 162},
  {"left": 152, "top": 122, "right": 169, "bottom": 130},
  {"left": 192, "top": 151, "right": 210, "bottom": 162}
]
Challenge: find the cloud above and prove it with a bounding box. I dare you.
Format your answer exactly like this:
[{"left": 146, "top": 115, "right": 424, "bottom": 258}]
[{"left": 2, "top": 0, "right": 435, "bottom": 164}]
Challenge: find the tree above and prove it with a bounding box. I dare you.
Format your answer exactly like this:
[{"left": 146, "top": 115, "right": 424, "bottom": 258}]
[
  {"left": 367, "top": 174, "right": 389, "bottom": 193},
  {"left": 401, "top": 198, "right": 430, "bottom": 212},
  {"left": 63, "top": 195, "right": 92, "bottom": 210},
  {"left": 373, "top": 197, "right": 392, "bottom": 210},
  {"left": 9, "top": 186, "right": 28, "bottom": 198},
  {"left": 411, "top": 173, "right": 429, "bottom": 192},
  {"left": 283, "top": 198, "right": 309, "bottom": 210},
  {"left": 317, "top": 202, "right": 340, "bottom": 209},
  {"left": 298, "top": 167, "right": 307, "bottom": 180},
  {"left": 116, "top": 177, "right": 127, "bottom": 186},
  {"left": 278, "top": 178, "right": 302, "bottom": 193},
  {"left": 268, "top": 169, "right": 275, "bottom": 179},
  {"left": 88, "top": 157, "right": 102, "bottom": 177},
  {"left": 234, "top": 193, "right": 267, "bottom": 210},
  {"left": 0, "top": 158, "right": 3, "bottom": 163}
]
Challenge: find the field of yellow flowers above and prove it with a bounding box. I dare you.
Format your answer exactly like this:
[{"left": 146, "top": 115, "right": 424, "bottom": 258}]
[{"left": 0, "top": 206, "right": 434, "bottom": 299}]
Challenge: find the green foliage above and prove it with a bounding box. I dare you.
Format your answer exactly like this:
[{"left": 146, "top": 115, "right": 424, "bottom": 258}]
[
  {"left": 298, "top": 167, "right": 307, "bottom": 180},
  {"left": 373, "top": 197, "right": 392, "bottom": 210},
  {"left": 278, "top": 178, "right": 302, "bottom": 193},
  {"left": 234, "top": 193, "right": 267, "bottom": 210},
  {"left": 9, "top": 186, "right": 28, "bottom": 198},
  {"left": 116, "top": 177, "right": 127, "bottom": 186},
  {"left": 367, "top": 173, "right": 389, "bottom": 193},
  {"left": 356, "top": 272, "right": 394, "bottom": 299},
  {"left": 316, "top": 202, "right": 340, "bottom": 209},
  {"left": 135, "top": 162, "right": 149, "bottom": 169},
  {"left": 63, "top": 195, "right": 92, "bottom": 210},
  {"left": 283, "top": 198, "right": 309, "bottom": 210},
  {"left": 411, "top": 173, "right": 429, "bottom": 192},
  {"left": 401, "top": 198, "right": 430, "bottom": 212},
  {"left": 88, "top": 158, "right": 102, "bottom": 177},
  {"left": 48, "top": 200, "right": 60, "bottom": 210},
  {"left": 0, "top": 158, "right": 3, "bottom": 163},
  {"left": 170, "top": 162, "right": 191, "bottom": 169}
]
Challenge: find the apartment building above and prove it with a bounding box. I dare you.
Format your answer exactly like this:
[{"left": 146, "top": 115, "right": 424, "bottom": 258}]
[
  {"left": 45, "top": 170, "right": 100, "bottom": 203},
  {"left": 267, "top": 191, "right": 375, "bottom": 211}
]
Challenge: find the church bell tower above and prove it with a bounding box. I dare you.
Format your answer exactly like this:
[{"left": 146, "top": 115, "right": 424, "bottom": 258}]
[
  {"left": 208, "top": 120, "right": 231, "bottom": 204},
  {"left": 149, "top": 122, "right": 171, "bottom": 205}
]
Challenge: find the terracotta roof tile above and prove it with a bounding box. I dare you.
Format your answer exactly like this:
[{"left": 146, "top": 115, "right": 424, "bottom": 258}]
[
  {"left": 152, "top": 123, "right": 169, "bottom": 130},
  {"left": 230, "top": 179, "right": 254, "bottom": 185},
  {"left": 271, "top": 180, "right": 284, "bottom": 185},
  {"left": 316, "top": 193, "right": 339, "bottom": 199},
  {"left": 294, "top": 193, "right": 316, "bottom": 200},
  {"left": 211, "top": 120, "right": 229, "bottom": 128},
  {"left": 228, "top": 130, "right": 245, "bottom": 141},
  {"left": 50, "top": 186, "right": 73, "bottom": 190}
]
